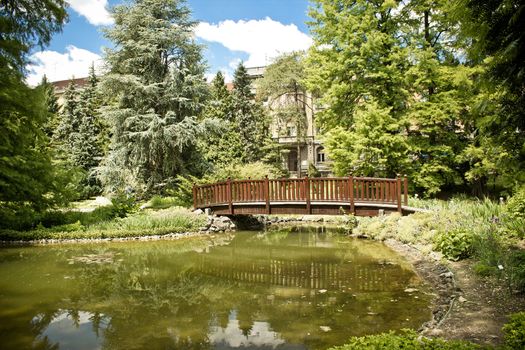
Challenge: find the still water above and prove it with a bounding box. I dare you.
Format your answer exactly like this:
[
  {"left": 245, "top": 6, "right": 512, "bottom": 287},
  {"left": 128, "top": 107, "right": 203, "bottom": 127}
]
[{"left": 0, "top": 226, "right": 433, "bottom": 350}]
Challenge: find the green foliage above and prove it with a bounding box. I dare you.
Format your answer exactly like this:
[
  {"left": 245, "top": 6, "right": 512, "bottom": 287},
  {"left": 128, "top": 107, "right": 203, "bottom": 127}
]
[
  {"left": 99, "top": 0, "right": 210, "bottom": 195},
  {"left": 54, "top": 67, "right": 105, "bottom": 199},
  {"left": 434, "top": 228, "right": 474, "bottom": 260},
  {"left": 0, "top": 207, "right": 206, "bottom": 241},
  {"left": 502, "top": 312, "right": 525, "bottom": 350},
  {"left": 324, "top": 101, "right": 409, "bottom": 178},
  {"left": 0, "top": 0, "right": 67, "bottom": 74},
  {"left": 230, "top": 62, "right": 271, "bottom": 163},
  {"left": 329, "top": 330, "right": 481, "bottom": 350},
  {"left": 168, "top": 162, "right": 286, "bottom": 208},
  {"left": 110, "top": 192, "right": 138, "bottom": 218},
  {"left": 507, "top": 186, "right": 525, "bottom": 220},
  {"left": 146, "top": 195, "right": 179, "bottom": 210},
  {"left": 211, "top": 162, "right": 285, "bottom": 181},
  {"left": 306, "top": 0, "right": 523, "bottom": 196}
]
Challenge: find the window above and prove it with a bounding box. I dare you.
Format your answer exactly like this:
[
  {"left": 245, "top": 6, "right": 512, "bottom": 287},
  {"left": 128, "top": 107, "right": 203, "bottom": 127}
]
[
  {"left": 316, "top": 147, "right": 325, "bottom": 163},
  {"left": 286, "top": 126, "right": 297, "bottom": 137}
]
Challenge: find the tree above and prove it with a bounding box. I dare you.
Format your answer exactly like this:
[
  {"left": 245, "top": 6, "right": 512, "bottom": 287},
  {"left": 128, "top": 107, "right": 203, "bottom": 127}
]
[
  {"left": 199, "top": 71, "right": 244, "bottom": 166},
  {"left": 99, "top": 0, "right": 210, "bottom": 195},
  {"left": 457, "top": 0, "right": 525, "bottom": 192},
  {"left": 231, "top": 62, "right": 269, "bottom": 163},
  {"left": 256, "top": 52, "right": 310, "bottom": 175},
  {"left": 306, "top": 0, "right": 484, "bottom": 195},
  {"left": 0, "top": 0, "right": 70, "bottom": 229},
  {"left": 38, "top": 75, "right": 60, "bottom": 138}
]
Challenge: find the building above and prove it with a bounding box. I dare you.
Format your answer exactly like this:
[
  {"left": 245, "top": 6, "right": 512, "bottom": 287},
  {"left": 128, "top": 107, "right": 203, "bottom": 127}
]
[
  {"left": 50, "top": 77, "right": 89, "bottom": 105},
  {"left": 246, "top": 66, "right": 331, "bottom": 178}
]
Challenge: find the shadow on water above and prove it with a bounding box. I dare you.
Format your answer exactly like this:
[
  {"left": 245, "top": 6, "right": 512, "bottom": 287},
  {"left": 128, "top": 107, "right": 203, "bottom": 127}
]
[{"left": 0, "top": 226, "right": 433, "bottom": 350}]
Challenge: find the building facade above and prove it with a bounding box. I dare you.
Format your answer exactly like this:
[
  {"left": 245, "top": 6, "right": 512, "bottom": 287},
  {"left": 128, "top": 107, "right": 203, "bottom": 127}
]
[{"left": 246, "top": 66, "right": 331, "bottom": 178}]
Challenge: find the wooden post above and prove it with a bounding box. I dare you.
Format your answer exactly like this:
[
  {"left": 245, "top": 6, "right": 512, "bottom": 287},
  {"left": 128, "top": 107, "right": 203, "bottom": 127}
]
[
  {"left": 265, "top": 176, "right": 270, "bottom": 214},
  {"left": 403, "top": 175, "right": 408, "bottom": 206},
  {"left": 192, "top": 183, "right": 197, "bottom": 209},
  {"left": 396, "top": 175, "right": 402, "bottom": 213},
  {"left": 348, "top": 175, "right": 354, "bottom": 215},
  {"left": 305, "top": 176, "right": 311, "bottom": 215},
  {"left": 227, "top": 177, "right": 233, "bottom": 215}
]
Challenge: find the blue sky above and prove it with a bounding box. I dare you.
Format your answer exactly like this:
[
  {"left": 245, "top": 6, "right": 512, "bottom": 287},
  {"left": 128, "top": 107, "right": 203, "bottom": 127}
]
[{"left": 27, "top": 0, "right": 313, "bottom": 85}]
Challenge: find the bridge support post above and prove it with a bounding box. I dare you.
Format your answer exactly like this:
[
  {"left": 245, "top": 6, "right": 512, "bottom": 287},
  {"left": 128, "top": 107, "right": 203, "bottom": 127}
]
[
  {"left": 265, "top": 176, "right": 270, "bottom": 214},
  {"left": 192, "top": 183, "right": 197, "bottom": 209},
  {"left": 227, "top": 177, "right": 233, "bottom": 215},
  {"left": 396, "top": 175, "right": 402, "bottom": 213},
  {"left": 305, "top": 176, "right": 311, "bottom": 215},
  {"left": 348, "top": 175, "right": 355, "bottom": 215}
]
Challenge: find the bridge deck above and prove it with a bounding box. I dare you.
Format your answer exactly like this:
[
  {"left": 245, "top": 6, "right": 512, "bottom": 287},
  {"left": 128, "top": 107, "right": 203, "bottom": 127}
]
[{"left": 193, "top": 176, "right": 411, "bottom": 217}]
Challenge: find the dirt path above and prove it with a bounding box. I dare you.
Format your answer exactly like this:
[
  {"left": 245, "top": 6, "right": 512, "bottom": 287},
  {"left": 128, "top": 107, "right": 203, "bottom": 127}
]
[
  {"left": 437, "top": 260, "right": 525, "bottom": 346},
  {"left": 383, "top": 239, "right": 525, "bottom": 347}
]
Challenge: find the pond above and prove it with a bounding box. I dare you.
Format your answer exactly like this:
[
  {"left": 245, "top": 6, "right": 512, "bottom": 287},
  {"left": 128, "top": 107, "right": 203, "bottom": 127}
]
[{"left": 0, "top": 226, "right": 433, "bottom": 350}]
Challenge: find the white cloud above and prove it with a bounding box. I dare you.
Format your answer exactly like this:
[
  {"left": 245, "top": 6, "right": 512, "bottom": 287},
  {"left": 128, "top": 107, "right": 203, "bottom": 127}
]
[
  {"left": 196, "top": 17, "right": 312, "bottom": 67},
  {"left": 26, "top": 45, "right": 102, "bottom": 86},
  {"left": 205, "top": 67, "right": 234, "bottom": 83},
  {"left": 67, "top": 0, "right": 113, "bottom": 26},
  {"left": 228, "top": 58, "right": 242, "bottom": 70}
]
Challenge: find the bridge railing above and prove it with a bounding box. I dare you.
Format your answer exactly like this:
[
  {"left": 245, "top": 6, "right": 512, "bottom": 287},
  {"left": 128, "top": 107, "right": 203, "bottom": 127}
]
[{"left": 193, "top": 176, "right": 408, "bottom": 213}]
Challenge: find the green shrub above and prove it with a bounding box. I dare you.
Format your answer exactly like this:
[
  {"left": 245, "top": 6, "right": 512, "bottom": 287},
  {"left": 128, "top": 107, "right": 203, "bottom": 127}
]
[
  {"left": 502, "top": 312, "right": 525, "bottom": 350},
  {"left": 166, "top": 175, "right": 199, "bottom": 208},
  {"left": 329, "top": 330, "right": 481, "bottom": 350},
  {"left": 434, "top": 228, "right": 474, "bottom": 260},
  {"left": 111, "top": 192, "right": 138, "bottom": 218},
  {"left": 507, "top": 186, "right": 525, "bottom": 219}
]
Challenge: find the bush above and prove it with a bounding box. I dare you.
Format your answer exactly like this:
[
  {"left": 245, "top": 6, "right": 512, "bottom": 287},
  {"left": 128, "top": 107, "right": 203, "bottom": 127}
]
[
  {"left": 433, "top": 228, "right": 474, "bottom": 260},
  {"left": 507, "top": 186, "right": 525, "bottom": 219},
  {"left": 502, "top": 312, "right": 525, "bottom": 350},
  {"left": 329, "top": 330, "right": 481, "bottom": 350},
  {"left": 210, "top": 161, "right": 285, "bottom": 181},
  {"left": 110, "top": 192, "right": 138, "bottom": 218}
]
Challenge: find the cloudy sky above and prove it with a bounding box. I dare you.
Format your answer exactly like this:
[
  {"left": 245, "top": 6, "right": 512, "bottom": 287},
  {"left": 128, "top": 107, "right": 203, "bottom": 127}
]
[{"left": 27, "top": 0, "right": 313, "bottom": 85}]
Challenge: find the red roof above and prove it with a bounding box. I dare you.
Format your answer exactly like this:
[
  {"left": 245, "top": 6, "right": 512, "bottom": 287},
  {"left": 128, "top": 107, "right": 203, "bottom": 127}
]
[{"left": 51, "top": 77, "right": 89, "bottom": 93}]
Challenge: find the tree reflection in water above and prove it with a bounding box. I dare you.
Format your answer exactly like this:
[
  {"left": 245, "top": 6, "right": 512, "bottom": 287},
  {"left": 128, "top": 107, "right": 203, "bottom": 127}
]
[{"left": 0, "top": 227, "right": 432, "bottom": 350}]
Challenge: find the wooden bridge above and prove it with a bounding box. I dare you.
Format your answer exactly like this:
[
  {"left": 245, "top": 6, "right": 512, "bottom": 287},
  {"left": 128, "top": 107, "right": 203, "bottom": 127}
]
[{"left": 193, "top": 176, "right": 413, "bottom": 216}]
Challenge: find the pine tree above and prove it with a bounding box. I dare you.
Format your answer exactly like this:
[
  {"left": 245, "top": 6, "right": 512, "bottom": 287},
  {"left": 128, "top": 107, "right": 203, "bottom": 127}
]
[
  {"left": 99, "top": 0, "right": 209, "bottom": 194},
  {"left": 72, "top": 65, "right": 104, "bottom": 172},
  {"left": 231, "top": 62, "right": 269, "bottom": 163},
  {"left": 38, "top": 75, "right": 60, "bottom": 138},
  {"left": 199, "top": 71, "right": 244, "bottom": 166}
]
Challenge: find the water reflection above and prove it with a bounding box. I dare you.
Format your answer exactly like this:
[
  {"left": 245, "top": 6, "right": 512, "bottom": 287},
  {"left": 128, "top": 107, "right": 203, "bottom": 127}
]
[
  {"left": 0, "top": 227, "right": 432, "bottom": 350},
  {"left": 33, "top": 311, "right": 109, "bottom": 350}
]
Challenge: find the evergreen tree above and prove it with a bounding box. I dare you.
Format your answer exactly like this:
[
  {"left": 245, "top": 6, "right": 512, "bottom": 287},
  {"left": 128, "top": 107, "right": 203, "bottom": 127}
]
[
  {"left": 0, "top": 0, "right": 70, "bottom": 227},
  {"left": 231, "top": 62, "right": 269, "bottom": 163},
  {"left": 200, "top": 71, "right": 244, "bottom": 166},
  {"left": 38, "top": 75, "right": 60, "bottom": 138},
  {"left": 99, "top": 0, "right": 209, "bottom": 194},
  {"left": 72, "top": 65, "right": 104, "bottom": 172}
]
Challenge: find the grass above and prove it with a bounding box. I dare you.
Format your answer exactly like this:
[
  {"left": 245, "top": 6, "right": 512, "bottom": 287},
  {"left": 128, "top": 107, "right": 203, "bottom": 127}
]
[
  {"left": 143, "top": 195, "right": 180, "bottom": 210},
  {"left": 355, "top": 196, "right": 525, "bottom": 293},
  {"left": 0, "top": 207, "right": 206, "bottom": 241}
]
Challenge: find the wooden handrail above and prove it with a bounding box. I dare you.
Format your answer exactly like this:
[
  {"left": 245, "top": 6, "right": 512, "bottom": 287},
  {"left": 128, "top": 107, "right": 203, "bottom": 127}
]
[{"left": 193, "top": 176, "right": 409, "bottom": 213}]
